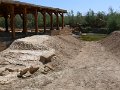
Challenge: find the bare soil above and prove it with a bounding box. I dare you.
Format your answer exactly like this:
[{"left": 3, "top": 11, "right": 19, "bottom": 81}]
[
  {"left": 0, "top": 31, "right": 120, "bottom": 90},
  {"left": 100, "top": 31, "right": 120, "bottom": 58}
]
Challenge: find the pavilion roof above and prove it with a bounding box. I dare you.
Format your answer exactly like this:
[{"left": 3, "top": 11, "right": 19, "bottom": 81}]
[{"left": 0, "top": 0, "right": 67, "bottom": 15}]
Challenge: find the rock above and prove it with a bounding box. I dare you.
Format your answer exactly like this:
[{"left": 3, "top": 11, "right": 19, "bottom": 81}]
[
  {"left": 41, "top": 64, "right": 54, "bottom": 74},
  {"left": 29, "top": 66, "right": 39, "bottom": 74},
  {"left": 0, "top": 71, "right": 4, "bottom": 76},
  {"left": 0, "top": 61, "right": 10, "bottom": 65},
  {"left": 17, "top": 68, "right": 29, "bottom": 78},
  {"left": 41, "top": 70, "right": 48, "bottom": 74},
  {"left": 40, "top": 54, "right": 56, "bottom": 64},
  {"left": 1, "top": 70, "right": 10, "bottom": 76},
  {"left": 5, "top": 68, "right": 14, "bottom": 72},
  {"left": 44, "top": 64, "right": 54, "bottom": 71},
  {"left": 5, "top": 68, "right": 19, "bottom": 72},
  {"left": 17, "top": 66, "right": 39, "bottom": 78}
]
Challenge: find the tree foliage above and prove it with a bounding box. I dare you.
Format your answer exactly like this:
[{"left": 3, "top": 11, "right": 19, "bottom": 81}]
[{"left": 65, "top": 7, "right": 120, "bottom": 34}]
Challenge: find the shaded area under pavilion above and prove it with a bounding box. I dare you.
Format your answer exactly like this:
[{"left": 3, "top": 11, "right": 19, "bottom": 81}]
[{"left": 0, "top": 0, "right": 67, "bottom": 39}]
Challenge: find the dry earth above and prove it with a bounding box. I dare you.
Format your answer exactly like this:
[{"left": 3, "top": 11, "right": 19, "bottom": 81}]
[{"left": 0, "top": 31, "right": 120, "bottom": 90}]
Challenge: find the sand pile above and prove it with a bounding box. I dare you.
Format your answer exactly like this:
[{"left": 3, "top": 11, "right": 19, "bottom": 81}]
[
  {"left": 0, "top": 33, "right": 120, "bottom": 90},
  {"left": 0, "top": 35, "right": 56, "bottom": 85},
  {"left": 43, "top": 35, "right": 83, "bottom": 71},
  {"left": 0, "top": 35, "right": 55, "bottom": 67},
  {"left": 59, "top": 27, "right": 72, "bottom": 35},
  {"left": 45, "top": 35, "right": 82, "bottom": 58},
  {"left": 9, "top": 35, "right": 50, "bottom": 50},
  {"left": 50, "top": 27, "right": 72, "bottom": 36},
  {"left": 0, "top": 35, "right": 82, "bottom": 88},
  {"left": 100, "top": 31, "right": 120, "bottom": 58}
]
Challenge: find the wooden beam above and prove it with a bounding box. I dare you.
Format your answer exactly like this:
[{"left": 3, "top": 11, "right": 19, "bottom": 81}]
[
  {"left": 61, "top": 13, "right": 64, "bottom": 29},
  {"left": 4, "top": 15, "right": 9, "bottom": 32},
  {"left": 10, "top": 5, "right": 15, "bottom": 39},
  {"left": 23, "top": 7, "right": 27, "bottom": 35},
  {"left": 34, "top": 9, "right": 38, "bottom": 34},
  {"left": 41, "top": 11, "right": 46, "bottom": 33},
  {"left": 48, "top": 12, "right": 53, "bottom": 30},
  {"left": 59, "top": 13, "right": 65, "bottom": 29},
  {"left": 55, "top": 12, "right": 59, "bottom": 30}
]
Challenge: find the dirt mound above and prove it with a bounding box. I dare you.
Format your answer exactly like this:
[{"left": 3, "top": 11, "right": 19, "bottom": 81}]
[
  {"left": 9, "top": 35, "right": 50, "bottom": 50},
  {"left": 45, "top": 35, "right": 82, "bottom": 58},
  {"left": 0, "top": 33, "right": 120, "bottom": 90},
  {"left": 59, "top": 27, "right": 72, "bottom": 35},
  {"left": 100, "top": 31, "right": 120, "bottom": 58},
  {"left": 50, "top": 27, "right": 72, "bottom": 36},
  {"left": 0, "top": 35, "right": 82, "bottom": 89},
  {"left": 44, "top": 35, "right": 83, "bottom": 71}
]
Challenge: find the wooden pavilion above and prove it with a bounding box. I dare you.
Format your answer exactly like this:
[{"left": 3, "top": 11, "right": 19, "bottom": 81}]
[{"left": 0, "top": 0, "right": 67, "bottom": 38}]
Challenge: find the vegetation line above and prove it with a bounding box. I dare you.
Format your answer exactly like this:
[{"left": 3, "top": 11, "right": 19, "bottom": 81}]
[{"left": 0, "top": 7, "right": 120, "bottom": 34}]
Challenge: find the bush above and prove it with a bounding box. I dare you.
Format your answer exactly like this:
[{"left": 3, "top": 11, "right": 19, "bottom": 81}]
[
  {"left": 92, "top": 28, "right": 108, "bottom": 34},
  {"left": 82, "top": 27, "right": 92, "bottom": 33},
  {"left": 107, "top": 19, "right": 118, "bottom": 34}
]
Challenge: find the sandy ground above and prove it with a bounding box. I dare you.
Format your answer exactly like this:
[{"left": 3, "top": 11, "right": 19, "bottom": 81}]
[
  {"left": 0, "top": 32, "right": 120, "bottom": 90},
  {"left": 46, "top": 41, "right": 120, "bottom": 90}
]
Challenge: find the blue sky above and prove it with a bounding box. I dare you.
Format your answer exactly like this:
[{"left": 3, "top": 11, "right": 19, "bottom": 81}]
[{"left": 19, "top": 0, "right": 120, "bottom": 15}]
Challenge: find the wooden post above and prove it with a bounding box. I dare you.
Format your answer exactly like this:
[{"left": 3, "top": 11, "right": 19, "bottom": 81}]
[
  {"left": 10, "top": 5, "right": 15, "bottom": 39},
  {"left": 59, "top": 13, "right": 64, "bottom": 29},
  {"left": 49, "top": 12, "right": 53, "bottom": 30},
  {"left": 55, "top": 12, "right": 59, "bottom": 30},
  {"left": 61, "top": 13, "right": 64, "bottom": 29},
  {"left": 42, "top": 11, "right": 46, "bottom": 33},
  {"left": 48, "top": 12, "right": 53, "bottom": 30},
  {"left": 34, "top": 9, "right": 38, "bottom": 34},
  {"left": 5, "top": 15, "right": 9, "bottom": 32},
  {"left": 23, "top": 7, "right": 27, "bottom": 35}
]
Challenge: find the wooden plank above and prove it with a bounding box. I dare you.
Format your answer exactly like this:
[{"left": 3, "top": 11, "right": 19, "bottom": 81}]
[
  {"left": 34, "top": 9, "right": 38, "bottom": 34},
  {"left": 1, "top": 1, "right": 67, "bottom": 14},
  {"left": 42, "top": 11, "right": 46, "bottom": 33},
  {"left": 10, "top": 5, "right": 15, "bottom": 39},
  {"left": 55, "top": 12, "right": 59, "bottom": 30},
  {"left": 48, "top": 12, "right": 53, "bottom": 30},
  {"left": 61, "top": 13, "right": 64, "bottom": 29},
  {"left": 23, "top": 7, "right": 27, "bottom": 35},
  {"left": 50, "top": 13, "right": 53, "bottom": 30},
  {"left": 5, "top": 15, "right": 9, "bottom": 32}
]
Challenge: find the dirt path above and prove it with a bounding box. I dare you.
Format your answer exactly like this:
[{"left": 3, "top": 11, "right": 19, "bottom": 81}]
[
  {"left": 69, "top": 41, "right": 120, "bottom": 69},
  {"left": 43, "top": 41, "right": 120, "bottom": 90}
]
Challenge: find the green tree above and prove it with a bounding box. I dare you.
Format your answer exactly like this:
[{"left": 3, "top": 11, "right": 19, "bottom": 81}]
[
  {"left": 15, "top": 15, "right": 22, "bottom": 29},
  {"left": 85, "top": 9, "right": 96, "bottom": 27},
  {"left": 0, "top": 17, "right": 5, "bottom": 28},
  {"left": 95, "top": 11, "right": 107, "bottom": 28},
  {"left": 76, "top": 11, "right": 82, "bottom": 24}
]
